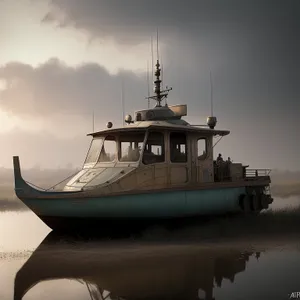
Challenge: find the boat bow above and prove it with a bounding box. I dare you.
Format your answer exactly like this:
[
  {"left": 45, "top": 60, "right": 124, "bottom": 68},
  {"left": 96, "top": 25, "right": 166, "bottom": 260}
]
[{"left": 13, "top": 156, "right": 81, "bottom": 199}]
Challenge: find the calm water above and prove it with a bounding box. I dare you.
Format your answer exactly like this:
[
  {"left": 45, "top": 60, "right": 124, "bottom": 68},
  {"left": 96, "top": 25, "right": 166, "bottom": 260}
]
[{"left": 1, "top": 196, "right": 300, "bottom": 300}]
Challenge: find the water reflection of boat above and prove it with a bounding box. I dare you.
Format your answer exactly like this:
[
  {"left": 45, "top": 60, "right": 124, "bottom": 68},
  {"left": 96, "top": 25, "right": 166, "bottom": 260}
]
[
  {"left": 14, "top": 232, "right": 260, "bottom": 300},
  {"left": 12, "top": 58, "right": 273, "bottom": 232}
]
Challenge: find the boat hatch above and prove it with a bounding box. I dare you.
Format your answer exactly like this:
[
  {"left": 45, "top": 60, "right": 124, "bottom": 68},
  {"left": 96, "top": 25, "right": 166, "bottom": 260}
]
[{"left": 63, "top": 167, "right": 134, "bottom": 191}]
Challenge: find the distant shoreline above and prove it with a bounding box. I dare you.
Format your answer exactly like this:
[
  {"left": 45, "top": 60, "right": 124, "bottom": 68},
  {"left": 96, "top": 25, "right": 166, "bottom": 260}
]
[
  {"left": 270, "top": 182, "right": 300, "bottom": 199},
  {"left": 0, "top": 199, "right": 27, "bottom": 212}
]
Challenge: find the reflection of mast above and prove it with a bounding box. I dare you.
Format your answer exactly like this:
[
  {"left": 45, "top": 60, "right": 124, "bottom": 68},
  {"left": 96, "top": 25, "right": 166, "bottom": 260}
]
[{"left": 214, "top": 253, "right": 252, "bottom": 287}]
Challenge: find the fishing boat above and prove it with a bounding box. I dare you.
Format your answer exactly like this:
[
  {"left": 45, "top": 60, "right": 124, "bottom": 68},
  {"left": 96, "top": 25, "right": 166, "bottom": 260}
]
[
  {"left": 14, "top": 231, "right": 259, "bottom": 300},
  {"left": 13, "top": 59, "right": 273, "bottom": 231}
]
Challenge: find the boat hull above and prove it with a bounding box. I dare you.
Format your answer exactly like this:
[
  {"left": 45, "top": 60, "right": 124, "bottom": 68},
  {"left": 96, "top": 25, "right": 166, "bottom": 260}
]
[
  {"left": 37, "top": 213, "right": 241, "bottom": 234},
  {"left": 13, "top": 156, "right": 272, "bottom": 232},
  {"left": 21, "top": 187, "right": 246, "bottom": 231}
]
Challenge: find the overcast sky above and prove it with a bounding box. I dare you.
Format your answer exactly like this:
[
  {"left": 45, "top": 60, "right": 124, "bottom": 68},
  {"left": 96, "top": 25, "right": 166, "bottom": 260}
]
[{"left": 0, "top": 0, "right": 299, "bottom": 170}]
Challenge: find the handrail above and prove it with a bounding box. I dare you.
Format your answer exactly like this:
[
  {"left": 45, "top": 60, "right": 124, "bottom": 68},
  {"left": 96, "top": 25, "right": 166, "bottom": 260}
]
[
  {"left": 24, "top": 181, "right": 46, "bottom": 191},
  {"left": 45, "top": 170, "right": 80, "bottom": 191},
  {"left": 245, "top": 168, "right": 271, "bottom": 177}
]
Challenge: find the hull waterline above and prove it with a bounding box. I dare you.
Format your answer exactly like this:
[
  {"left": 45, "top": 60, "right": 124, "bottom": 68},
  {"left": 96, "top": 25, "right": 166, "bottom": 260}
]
[{"left": 12, "top": 156, "right": 272, "bottom": 232}]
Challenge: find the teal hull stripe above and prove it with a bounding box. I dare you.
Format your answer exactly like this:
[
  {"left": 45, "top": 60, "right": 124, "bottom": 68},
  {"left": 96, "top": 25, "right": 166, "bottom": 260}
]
[{"left": 23, "top": 187, "right": 245, "bottom": 218}]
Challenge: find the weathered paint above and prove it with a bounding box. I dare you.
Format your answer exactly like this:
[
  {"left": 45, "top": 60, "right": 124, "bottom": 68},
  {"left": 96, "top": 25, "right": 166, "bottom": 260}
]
[{"left": 21, "top": 187, "right": 245, "bottom": 219}]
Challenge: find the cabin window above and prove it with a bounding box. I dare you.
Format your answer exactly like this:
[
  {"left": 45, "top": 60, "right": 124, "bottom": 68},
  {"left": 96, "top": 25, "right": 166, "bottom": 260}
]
[
  {"left": 119, "top": 133, "right": 145, "bottom": 162},
  {"left": 85, "top": 138, "right": 103, "bottom": 164},
  {"left": 170, "top": 132, "right": 187, "bottom": 163},
  {"left": 197, "top": 138, "right": 207, "bottom": 160},
  {"left": 98, "top": 135, "right": 116, "bottom": 162},
  {"left": 142, "top": 131, "right": 165, "bottom": 165}
]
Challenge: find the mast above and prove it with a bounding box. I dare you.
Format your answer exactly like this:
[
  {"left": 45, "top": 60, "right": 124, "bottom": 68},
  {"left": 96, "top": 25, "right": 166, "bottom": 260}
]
[
  {"left": 154, "top": 60, "right": 162, "bottom": 106},
  {"left": 145, "top": 30, "right": 172, "bottom": 107},
  {"left": 121, "top": 77, "right": 125, "bottom": 126},
  {"left": 210, "top": 71, "right": 213, "bottom": 116},
  {"left": 151, "top": 36, "right": 154, "bottom": 93},
  {"left": 147, "top": 61, "right": 150, "bottom": 108},
  {"left": 150, "top": 59, "right": 172, "bottom": 107},
  {"left": 92, "top": 111, "right": 95, "bottom": 132}
]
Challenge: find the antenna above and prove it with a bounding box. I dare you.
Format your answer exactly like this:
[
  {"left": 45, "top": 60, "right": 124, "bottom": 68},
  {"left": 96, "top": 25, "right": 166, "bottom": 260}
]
[
  {"left": 92, "top": 111, "right": 95, "bottom": 132},
  {"left": 161, "top": 55, "right": 163, "bottom": 89},
  {"left": 156, "top": 29, "right": 159, "bottom": 61},
  {"left": 146, "top": 30, "right": 172, "bottom": 108},
  {"left": 151, "top": 36, "right": 154, "bottom": 92},
  {"left": 207, "top": 70, "right": 217, "bottom": 129},
  {"left": 147, "top": 60, "right": 150, "bottom": 108},
  {"left": 210, "top": 71, "right": 213, "bottom": 116},
  {"left": 121, "top": 76, "right": 125, "bottom": 126}
]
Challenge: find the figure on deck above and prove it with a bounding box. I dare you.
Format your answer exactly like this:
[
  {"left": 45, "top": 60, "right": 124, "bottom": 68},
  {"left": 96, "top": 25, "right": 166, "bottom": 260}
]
[{"left": 216, "top": 153, "right": 224, "bottom": 165}]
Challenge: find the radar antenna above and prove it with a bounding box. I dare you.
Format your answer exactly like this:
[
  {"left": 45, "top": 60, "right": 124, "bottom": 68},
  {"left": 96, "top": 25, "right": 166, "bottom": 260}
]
[
  {"left": 145, "top": 59, "right": 172, "bottom": 107},
  {"left": 145, "top": 30, "right": 172, "bottom": 107},
  {"left": 207, "top": 71, "right": 217, "bottom": 129}
]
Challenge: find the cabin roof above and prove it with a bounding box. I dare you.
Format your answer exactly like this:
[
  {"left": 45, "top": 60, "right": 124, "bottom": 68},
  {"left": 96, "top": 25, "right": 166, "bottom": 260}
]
[{"left": 87, "top": 121, "right": 230, "bottom": 137}]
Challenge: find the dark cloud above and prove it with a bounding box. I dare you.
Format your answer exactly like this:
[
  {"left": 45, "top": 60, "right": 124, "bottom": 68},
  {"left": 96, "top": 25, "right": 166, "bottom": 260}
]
[
  {"left": 0, "top": 57, "right": 299, "bottom": 170},
  {"left": 40, "top": 0, "right": 300, "bottom": 115},
  {"left": 0, "top": 59, "right": 146, "bottom": 120},
  {"left": 43, "top": 0, "right": 300, "bottom": 48},
  {"left": 1, "top": 0, "right": 300, "bottom": 169}
]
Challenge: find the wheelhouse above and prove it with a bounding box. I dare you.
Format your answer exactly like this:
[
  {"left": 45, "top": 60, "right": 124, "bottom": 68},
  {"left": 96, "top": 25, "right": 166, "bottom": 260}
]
[{"left": 82, "top": 124, "right": 229, "bottom": 186}]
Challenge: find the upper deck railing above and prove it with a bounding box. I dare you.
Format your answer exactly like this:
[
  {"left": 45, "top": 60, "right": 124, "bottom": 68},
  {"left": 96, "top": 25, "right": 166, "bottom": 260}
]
[{"left": 244, "top": 168, "right": 271, "bottom": 179}]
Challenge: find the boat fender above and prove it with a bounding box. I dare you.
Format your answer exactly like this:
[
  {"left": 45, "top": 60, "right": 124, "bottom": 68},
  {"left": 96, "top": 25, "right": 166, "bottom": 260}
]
[
  {"left": 250, "top": 194, "right": 260, "bottom": 212},
  {"left": 239, "top": 194, "right": 251, "bottom": 213},
  {"left": 260, "top": 194, "right": 267, "bottom": 209},
  {"left": 238, "top": 194, "right": 246, "bottom": 210},
  {"left": 243, "top": 195, "right": 251, "bottom": 213}
]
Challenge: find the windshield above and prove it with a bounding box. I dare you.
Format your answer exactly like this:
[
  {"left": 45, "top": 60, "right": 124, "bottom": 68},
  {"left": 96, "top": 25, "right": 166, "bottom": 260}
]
[
  {"left": 84, "top": 132, "right": 145, "bottom": 165},
  {"left": 84, "top": 138, "right": 103, "bottom": 164},
  {"left": 119, "top": 132, "right": 145, "bottom": 162},
  {"left": 99, "top": 135, "right": 117, "bottom": 162}
]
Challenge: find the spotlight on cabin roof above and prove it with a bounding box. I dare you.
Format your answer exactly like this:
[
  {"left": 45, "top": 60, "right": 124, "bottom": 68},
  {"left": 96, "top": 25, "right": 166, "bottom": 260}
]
[
  {"left": 207, "top": 116, "right": 217, "bottom": 129},
  {"left": 125, "top": 114, "right": 133, "bottom": 124},
  {"left": 106, "top": 122, "right": 113, "bottom": 129}
]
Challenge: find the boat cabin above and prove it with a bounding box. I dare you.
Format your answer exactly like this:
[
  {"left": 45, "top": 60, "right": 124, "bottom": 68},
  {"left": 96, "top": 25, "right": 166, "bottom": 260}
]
[
  {"left": 82, "top": 119, "right": 232, "bottom": 184},
  {"left": 63, "top": 60, "right": 246, "bottom": 192}
]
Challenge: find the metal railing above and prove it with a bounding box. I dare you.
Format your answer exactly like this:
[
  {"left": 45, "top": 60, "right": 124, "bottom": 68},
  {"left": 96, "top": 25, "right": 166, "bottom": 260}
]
[{"left": 245, "top": 168, "right": 271, "bottom": 178}]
